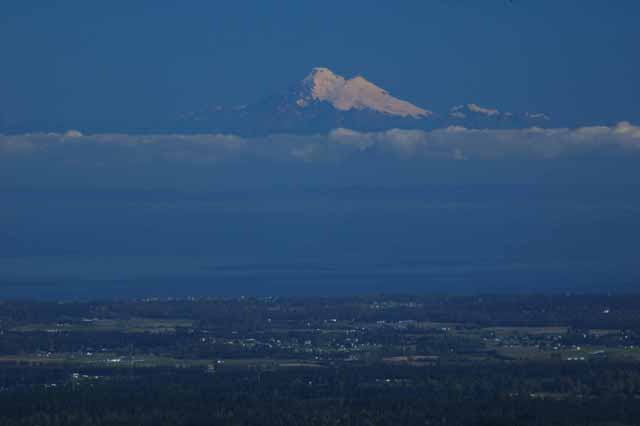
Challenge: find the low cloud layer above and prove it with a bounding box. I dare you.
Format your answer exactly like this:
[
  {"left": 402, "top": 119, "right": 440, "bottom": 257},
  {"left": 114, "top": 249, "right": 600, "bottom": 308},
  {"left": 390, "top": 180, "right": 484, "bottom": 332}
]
[
  {"left": 1, "top": 122, "right": 639, "bottom": 165},
  {"left": 2, "top": 123, "right": 640, "bottom": 189}
]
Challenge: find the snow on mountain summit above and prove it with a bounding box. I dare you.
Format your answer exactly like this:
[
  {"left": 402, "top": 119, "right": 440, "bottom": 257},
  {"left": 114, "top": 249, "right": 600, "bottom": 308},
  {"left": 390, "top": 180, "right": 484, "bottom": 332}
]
[
  {"left": 448, "top": 104, "right": 551, "bottom": 126},
  {"left": 297, "top": 68, "right": 431, "bottom": 119},
  {"left": 176, "top": 67, "right": 553, "bottom": 135},
  {"left": 450, "top": 104, "right": 502, "bottom": 119}
]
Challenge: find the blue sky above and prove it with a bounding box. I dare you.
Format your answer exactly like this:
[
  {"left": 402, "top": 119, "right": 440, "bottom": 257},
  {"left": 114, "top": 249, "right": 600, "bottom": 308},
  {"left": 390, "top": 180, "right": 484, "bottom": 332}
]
[{"left": 1, "top": 0, "right": 639, "bottom": 130}]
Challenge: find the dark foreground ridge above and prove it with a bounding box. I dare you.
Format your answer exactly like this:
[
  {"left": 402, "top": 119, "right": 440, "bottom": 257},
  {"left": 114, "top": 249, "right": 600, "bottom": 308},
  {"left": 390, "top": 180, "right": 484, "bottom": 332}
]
[{"left": 1, "top": 294, "right": 640, "bottom": 425}]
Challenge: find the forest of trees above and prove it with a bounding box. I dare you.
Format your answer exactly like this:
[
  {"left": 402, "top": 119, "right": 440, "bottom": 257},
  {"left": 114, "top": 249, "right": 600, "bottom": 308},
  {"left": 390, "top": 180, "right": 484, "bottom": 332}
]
[{"left": 2, "top": 295, "right": 640, "bottom": 425}]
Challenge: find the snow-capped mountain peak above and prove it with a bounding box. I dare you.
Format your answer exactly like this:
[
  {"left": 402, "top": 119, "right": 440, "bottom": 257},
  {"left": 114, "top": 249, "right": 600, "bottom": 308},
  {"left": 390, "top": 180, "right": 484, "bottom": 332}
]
[
  {"left": 466, "top": 103, "right": 500, "bottom": 117},
  {"left": 298, "top": 67, "right": 431, "bottom": 119},
  {"left": 449, "top": 104, "right": 501, "bottom": 119},
  {"left": 176, "top": 67, "right": 554, "bottom": 135},
  {"left": 303, "top": 67, "right": 345, "bottom": 96}
]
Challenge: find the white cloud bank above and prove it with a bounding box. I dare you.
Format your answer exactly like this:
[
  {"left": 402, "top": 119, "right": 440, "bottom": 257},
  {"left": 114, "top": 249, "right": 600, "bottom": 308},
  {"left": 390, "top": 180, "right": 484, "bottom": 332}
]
[{"left": 1, "top": 122, "right": 640, "bottom": 165}]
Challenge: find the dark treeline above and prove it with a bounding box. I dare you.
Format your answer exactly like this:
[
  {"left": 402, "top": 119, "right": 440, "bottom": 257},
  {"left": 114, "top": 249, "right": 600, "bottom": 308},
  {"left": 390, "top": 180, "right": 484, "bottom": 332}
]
[
  {"left": 2, "top": 363, "right": 640, "bottom": 426},
  {"left": 2, "top": 295, "right": 640, "bottom": 425}
]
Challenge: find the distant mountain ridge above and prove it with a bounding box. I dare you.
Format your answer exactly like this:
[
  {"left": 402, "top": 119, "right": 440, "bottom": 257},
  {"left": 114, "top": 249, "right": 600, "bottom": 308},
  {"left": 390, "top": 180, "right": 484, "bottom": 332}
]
[
  {"left": 177, "top": 67, "right": 552, "bottom": 135},
  {"left": 0, "top": 68, "right": 552, "bottom": 135}
]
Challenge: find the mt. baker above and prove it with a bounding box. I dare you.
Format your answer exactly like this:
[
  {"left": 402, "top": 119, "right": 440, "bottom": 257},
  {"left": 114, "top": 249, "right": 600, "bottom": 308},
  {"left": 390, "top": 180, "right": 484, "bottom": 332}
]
[
  {"left": 296, "top": 68, "right": 430, "bottom": 118},
  {"left": 178, "top": 68, "right": 551, "bottom": 135}
]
